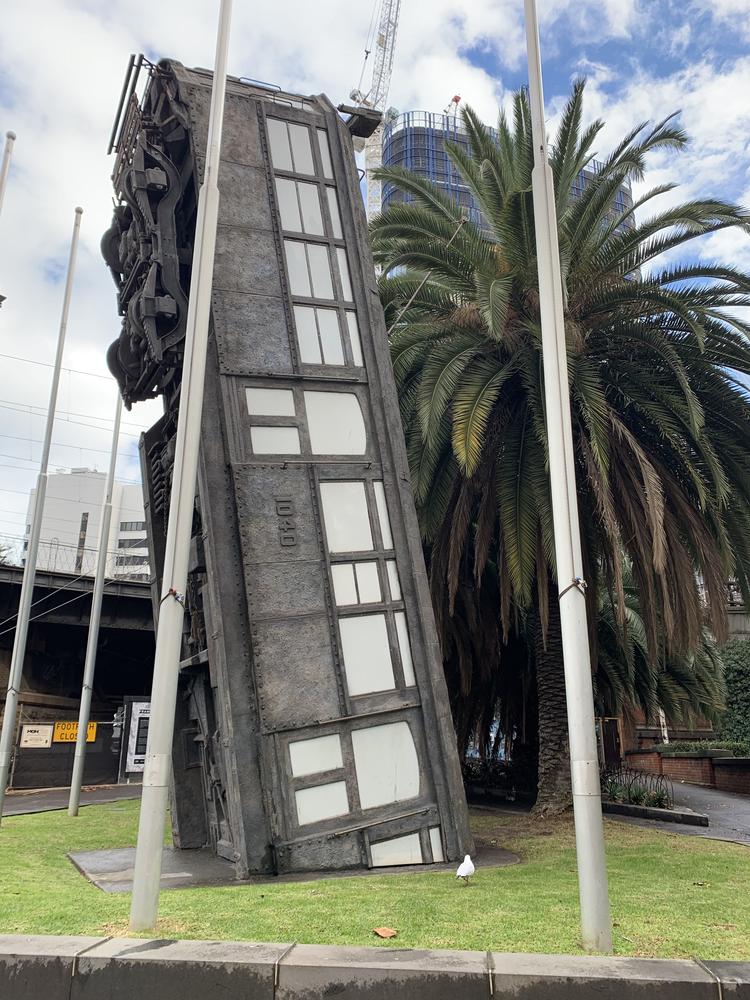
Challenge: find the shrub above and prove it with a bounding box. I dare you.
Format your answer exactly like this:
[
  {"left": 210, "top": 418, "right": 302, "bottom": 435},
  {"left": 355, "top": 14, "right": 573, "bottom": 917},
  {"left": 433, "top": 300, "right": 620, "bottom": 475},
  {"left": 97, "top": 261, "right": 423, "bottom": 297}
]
[
  {"left": 644, "top": 789, "right": 669, "bottom": 809},
  {"left": 718, "top": 640, "right": 750, "bottom": 745},
  {"left": 652, "top": 738, "right": 750, "bottom": 755},
  {"left": 628, "top": 784, "right": 647, "bottom": 805}
]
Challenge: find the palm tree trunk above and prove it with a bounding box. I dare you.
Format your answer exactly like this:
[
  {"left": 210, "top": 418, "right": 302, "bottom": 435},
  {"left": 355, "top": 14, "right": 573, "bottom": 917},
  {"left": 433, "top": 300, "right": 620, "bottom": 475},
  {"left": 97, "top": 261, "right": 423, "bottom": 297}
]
[{"left": 533, "top": 596, "right": 572, "bottom": 814}]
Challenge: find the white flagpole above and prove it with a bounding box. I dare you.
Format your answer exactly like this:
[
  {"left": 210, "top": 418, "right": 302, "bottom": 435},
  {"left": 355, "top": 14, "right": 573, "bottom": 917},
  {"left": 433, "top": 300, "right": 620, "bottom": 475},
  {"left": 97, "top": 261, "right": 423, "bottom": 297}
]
[
  {"left": 129, "top": 0, "right": 233, "bottom": 931},
  {"left": 0, "top": 131, "right": 16, "bottom": 220},
  {"left": 0, "top": 206, "right": 83, "bottom": 822},
  {"left": 68, "top": 393, "right": 123, "bottom": 816},
  {"left": 523, "top": 0, "right": 613, "bottom": 952}
]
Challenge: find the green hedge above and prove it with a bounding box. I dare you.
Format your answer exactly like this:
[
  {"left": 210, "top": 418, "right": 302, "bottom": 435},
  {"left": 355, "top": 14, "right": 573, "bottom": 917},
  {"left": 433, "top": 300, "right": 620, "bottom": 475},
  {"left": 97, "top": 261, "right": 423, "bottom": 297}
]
[
  {"left": 719, "top": 639, "right": 750, "bottom": 745},
  {"left": 651, "top": 738, "right": 750, "bottom": 755}
]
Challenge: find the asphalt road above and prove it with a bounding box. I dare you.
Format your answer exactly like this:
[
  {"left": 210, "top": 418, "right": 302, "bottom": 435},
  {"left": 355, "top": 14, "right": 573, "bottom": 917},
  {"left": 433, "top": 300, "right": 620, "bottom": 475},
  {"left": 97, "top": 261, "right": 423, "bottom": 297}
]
[
  {"left": 611, "top": 781, "right": 750, "bottom": 845},
  {"left": 2, "top": 783, "right": 141, "bottom": 817}
]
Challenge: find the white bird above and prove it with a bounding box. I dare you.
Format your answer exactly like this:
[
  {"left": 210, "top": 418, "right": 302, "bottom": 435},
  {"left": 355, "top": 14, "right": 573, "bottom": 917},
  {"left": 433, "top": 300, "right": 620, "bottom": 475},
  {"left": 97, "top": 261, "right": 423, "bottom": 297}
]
[{"left": 456, "top": 854, "right": 475, "bottom": 885}]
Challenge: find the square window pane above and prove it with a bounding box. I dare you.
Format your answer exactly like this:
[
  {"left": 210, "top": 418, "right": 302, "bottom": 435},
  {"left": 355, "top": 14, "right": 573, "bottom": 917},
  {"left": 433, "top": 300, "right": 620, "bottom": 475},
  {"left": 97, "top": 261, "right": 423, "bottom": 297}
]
[
  {"left": 317, "top": 309, "right": 344, "bottom": 365},
  {"left": 336, "top": 247, "right": 353, "bottom": 300},
  {"left": 294, "top": 305, "right": 322, "bottom": 363},
  {"left": 374, "top": 481, "right": 394, "bottom": 548},
  {"left": 326, "top": 188, "right": 343, "bottom": 238},
  {"left": 289, "top": 734, "right": 343, "bottom": 777},
  {"left": 339, "top": 613, "right": 395, "bottom": 695},
  {"left": 319, "top": 481, "right": 373, "bottom": 553},
  {"left": 275, "top": 177, "right": 302, "bottom": 231},
  {"left": 371, "top": 833, "right": 423, "bottom": 867},
  {"left": 386, "top": 560, "right": 401, "bottom": 601},
  {"left": 307, "top": 244, "right": 334, "bottom": 299},
  {"left": 346, "top": 312, "right": 364, "bottom": 367},
  {"left": 351, "top": 721, "right": 420, "bottom": 805},
  {"left": 285, "top": 240, "right": 311, "bottom": 296},
  {"left": 355, "top": 562, "right": 381, "bottom": 603},
  {"left": 304, "top": 391, "right": 366, "bottom": 455},
  {"left": 331, "top": 562, "right": 357, "bottom": 606},
  {"left": 317, "top": 129, "right": 334, "bottom": 178},
  {"left": 395, "top": 611, "right": 415, "bottom": 685},
  {"left": 267, "top": 118, "right": 292, "bottom": 171},
  {"left": 295, "top": 781, "right": 349, "bottom": 825},
  {"left": 246, "top": 387, "right": 295, "bottom": 417},
  {"left": 289, "top": 122, "right": 315, "bottom": 174},
  {"left": 250, "top": 426, "right": 301, "bottom": 454},
  {"left": 298, "top": 182, "right": 324, "bottom": 235}
]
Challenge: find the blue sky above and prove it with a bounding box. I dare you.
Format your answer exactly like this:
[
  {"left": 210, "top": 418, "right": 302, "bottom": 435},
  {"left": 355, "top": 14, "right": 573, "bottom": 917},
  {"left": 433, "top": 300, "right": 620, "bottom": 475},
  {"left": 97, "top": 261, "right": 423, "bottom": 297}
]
[{"left": 0, "top": 0, "right": 748, "bottom": 538}]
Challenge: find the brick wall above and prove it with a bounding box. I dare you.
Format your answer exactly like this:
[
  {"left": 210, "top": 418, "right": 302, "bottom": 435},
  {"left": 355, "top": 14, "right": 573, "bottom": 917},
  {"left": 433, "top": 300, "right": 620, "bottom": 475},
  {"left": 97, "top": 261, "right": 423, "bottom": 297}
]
[
  {"left": 713, "top": 760, "right": 750, "bottom": 795},
  {"left": 661, "top": 755, "right": 715, "bottom": 787},
  {"left": 624, "top": 751, "right": 663, "bottom": 774}
]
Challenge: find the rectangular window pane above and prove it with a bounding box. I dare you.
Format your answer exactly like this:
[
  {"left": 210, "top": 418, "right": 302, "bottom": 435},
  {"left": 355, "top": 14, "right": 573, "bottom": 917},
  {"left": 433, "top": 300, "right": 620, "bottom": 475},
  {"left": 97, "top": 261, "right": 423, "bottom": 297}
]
[
  {"left": 317, "top": 129, "right": 334, "bottom": 178},
  {"left": 374, "top": 481, "right": 394, "bottom": 549},
  {"left": 250, "top": 426, "right": 301, "bottom": 454},
  {"left": 289, "top": 122, "right": 315, "bottom": 174},
  {"left": 298, "top": 182, "right": 324, "bottom": 235},
  {"left": 275, "top": 177, "right": 302, "bottom": 231},
  {"left": 284, "top": 240, "right": 311, "bottom": 296},
  {"left": 317, "top": 309, "right": 344, "bottom": 365},
  {"left": 355, "top": 561, "right": 381, "bottom": 603},
  {"left": 339, "top": 614, "right": 395, "bottom": 695},
  {"left": 395, "top": 611, "right": 416, "bottom": 685},
  {"left": 386, "top": 560, "right": 401, "bottom": 601},
  {"left": 294, "top": 305, "right": 322, "bottom": 363},
  {"left": 326, "top": 188, "right": 343, "bottom": 238},
  {"left": 295, "top": 781, "right": 349, "bottom": 825},
  {"left": 319, "top": 481, "right": 373, "bottom": 553},
  {"left": 346, "top": 312, "right": 364, "bottom": 366},
  {"left": 331, "top": 563, "right": 357, "bottom": 606},
  {"left": 267, "top": 118, "right": 293, "bottom": 170},
  {"left": 336, "top": 247, "right": 353, "bottom": 300},
  {"left": 246, "top": 387, "right": 296, "bottom": 417},
  {"left": 289, "top": 734, "right": 343, "bottom": 777},
  {"left": 307, "top": 243, "right": 334, "bottom": 299}
]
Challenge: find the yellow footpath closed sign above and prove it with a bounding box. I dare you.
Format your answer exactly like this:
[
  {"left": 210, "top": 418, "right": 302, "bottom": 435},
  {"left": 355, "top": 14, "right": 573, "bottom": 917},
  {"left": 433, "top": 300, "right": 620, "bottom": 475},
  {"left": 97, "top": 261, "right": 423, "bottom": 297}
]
[{"left": 53, "top": 721, "right": 97, "bottom": 743}]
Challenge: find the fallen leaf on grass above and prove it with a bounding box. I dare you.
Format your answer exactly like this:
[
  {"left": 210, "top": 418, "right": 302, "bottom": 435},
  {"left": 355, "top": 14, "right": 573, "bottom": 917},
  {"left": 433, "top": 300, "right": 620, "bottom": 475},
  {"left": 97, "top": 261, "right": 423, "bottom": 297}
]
[
  {"left": 692, "top": 881, "right": 710, "bottom": 887},
  {"left": 373, "top": 927, "right": 398, "bottom": 939}
]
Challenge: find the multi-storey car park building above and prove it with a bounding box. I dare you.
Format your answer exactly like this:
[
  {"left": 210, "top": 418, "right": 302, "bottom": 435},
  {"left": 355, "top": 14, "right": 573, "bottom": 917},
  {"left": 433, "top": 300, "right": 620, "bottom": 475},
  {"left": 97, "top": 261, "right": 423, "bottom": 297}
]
[
  {"left": 381, "top": 110, "right": 633, "bottom": 228},
  {"left": 103, "top": 58, "right": 472, "bottom": 876},
  {"left": 24, "top": 468, "right": 149, "bottom": 581}
]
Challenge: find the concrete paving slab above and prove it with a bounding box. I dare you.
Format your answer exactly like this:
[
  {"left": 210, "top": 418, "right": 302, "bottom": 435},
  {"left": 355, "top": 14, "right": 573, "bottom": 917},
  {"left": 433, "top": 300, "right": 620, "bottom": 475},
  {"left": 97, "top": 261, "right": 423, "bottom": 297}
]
[{"left": 67, "top": 843, "right": 519, "bottom": 893}]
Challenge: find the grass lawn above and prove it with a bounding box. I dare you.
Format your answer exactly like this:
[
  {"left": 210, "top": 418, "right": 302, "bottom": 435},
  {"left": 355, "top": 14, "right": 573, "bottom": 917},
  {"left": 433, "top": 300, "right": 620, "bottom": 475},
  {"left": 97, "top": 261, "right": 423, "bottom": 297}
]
[{"left": 1, "top": 799, "right": 748, "bottom": 958}]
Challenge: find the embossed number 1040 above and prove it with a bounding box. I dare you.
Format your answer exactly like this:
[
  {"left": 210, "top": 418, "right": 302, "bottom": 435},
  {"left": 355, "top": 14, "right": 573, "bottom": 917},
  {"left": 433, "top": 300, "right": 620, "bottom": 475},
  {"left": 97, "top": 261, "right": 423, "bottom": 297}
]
[{"left": 275, "top": 497, "right": 297, "bottom": 547}]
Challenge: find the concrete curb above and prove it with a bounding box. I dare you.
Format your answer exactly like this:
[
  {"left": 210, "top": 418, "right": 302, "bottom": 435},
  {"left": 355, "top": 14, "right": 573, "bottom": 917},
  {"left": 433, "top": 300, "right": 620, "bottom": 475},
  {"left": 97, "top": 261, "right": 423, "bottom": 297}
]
[
  {"left": 603, "top": 801, "right": 709, "bottom": 826},
  {"left": 1, "top": 935, "right": 749, "bottom": 998}
]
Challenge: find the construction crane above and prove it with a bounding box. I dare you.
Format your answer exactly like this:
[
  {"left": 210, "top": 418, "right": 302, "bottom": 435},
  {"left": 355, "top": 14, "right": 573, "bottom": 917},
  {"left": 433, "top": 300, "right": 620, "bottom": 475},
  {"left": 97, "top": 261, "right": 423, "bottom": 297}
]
[{"left": 349, "top": 0, "right": 402, "bottom": 220}]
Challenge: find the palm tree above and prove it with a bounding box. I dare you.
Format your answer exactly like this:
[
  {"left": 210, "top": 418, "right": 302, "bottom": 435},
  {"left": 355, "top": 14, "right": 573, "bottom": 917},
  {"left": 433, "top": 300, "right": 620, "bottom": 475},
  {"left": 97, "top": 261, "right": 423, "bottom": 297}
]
[{"left": 371, "top": 80, "right": 750, "bottom": 812}]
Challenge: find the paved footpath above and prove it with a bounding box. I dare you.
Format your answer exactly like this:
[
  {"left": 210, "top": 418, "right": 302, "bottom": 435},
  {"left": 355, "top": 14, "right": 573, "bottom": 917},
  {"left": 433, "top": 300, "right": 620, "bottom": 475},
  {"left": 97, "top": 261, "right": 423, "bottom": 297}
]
[
  {"left": 612, "top": 781, "right": 750, "bottom": 845},
  {"left": 2, "top": 783, "right": 141, "bottom": 817}
]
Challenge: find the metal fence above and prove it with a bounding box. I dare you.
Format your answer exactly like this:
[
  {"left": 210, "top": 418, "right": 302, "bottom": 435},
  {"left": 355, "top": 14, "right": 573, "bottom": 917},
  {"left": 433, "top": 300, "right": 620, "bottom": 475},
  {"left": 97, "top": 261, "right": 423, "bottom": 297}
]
[
  {"left": 600, "top": 763, "right": 674, "bottom": 809},
  {"left": 0, "top": 533, "right": 150, "bottom": 583}
]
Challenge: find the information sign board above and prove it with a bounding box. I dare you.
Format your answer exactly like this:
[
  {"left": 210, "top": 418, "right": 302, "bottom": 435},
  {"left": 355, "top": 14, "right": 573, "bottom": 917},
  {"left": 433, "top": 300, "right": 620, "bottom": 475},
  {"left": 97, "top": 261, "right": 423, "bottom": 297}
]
[{"left": 19, "top": 724, "right": 54, "bottom": 748}]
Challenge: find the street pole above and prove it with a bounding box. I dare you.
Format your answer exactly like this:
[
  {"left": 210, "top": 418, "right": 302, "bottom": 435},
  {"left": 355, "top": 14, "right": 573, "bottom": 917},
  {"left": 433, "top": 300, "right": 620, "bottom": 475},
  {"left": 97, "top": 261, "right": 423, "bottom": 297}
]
[
  {"left": 0, "top": 206, "right": 83, "bottom": 822},
  {"left": 523, "top": 0, "right": 613, "bottom": 953},
  {"left": 68, "top": 393, "right": 123, "bottom": 816},
  {"left": 0, "top": 131, "right": 16, "bottom": 220},
  {"left": 129, "top": 0, "right": 232, "bottom": 931}
]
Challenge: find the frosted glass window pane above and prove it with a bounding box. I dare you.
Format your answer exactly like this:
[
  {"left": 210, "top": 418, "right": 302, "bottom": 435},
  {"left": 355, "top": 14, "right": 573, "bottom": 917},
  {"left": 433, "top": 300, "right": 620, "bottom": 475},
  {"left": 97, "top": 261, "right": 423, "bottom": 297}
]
[
  {"left": 346, "top": 312, "right": 364, "bottom": 367},
  {"left": 395, "top": 611, "right": 415, "bottom": 686},
  {"left": 339, "top": 613, "right": 395, "bottom": 695},
  {"left": 295, "top": 781, "right": 349, "bottom": 825},
  {"left": 289, "top": 734, "right": 343, "bottom": 777},
  {"left": 294, "top": 305, "right": 322, "bottom": 363},
  {"left": 267, "top": 118, "right": 292, "bottom": 170},
  {"left": 285, "top": 240, "right": 311, "bottom": 296},
  {"left": 331, "top": 563, "right": 357, "bottom": 606},
  {"left": 298, "top": 182, "right": 324, "bottom": 235},
  {"left": 386, "top": 560, "right": 401, "bottom": 601},
  {"left": 246, "top": 387, "right": 295, "bottom": 417},
  {"left": 275, "top": 177, "right": 302, "bottom": 231},
  {"left": 429, "top": 826, "right": 444, "bottom": 863},
  {"left": 336, "top": 247, "right": 353, "bottom": 300},
  {"left": 371, "top": 833, "right": 423, "bottom": 867},
  {"left": 317, "top": 309, "right": 344, "bottom": 365},
  {"left": 326, "top": 188, "right": 343, "bottom": 238},
  {"left": 307, "top": 244, "right": 334, "bottom": 299},
  {"left": 304, "top": 391, "right": 366, "bottom": 455},
  {"left": 317, "top": 129, "right": 334, "bottom": 178},
  {"left": 289, "top": 122, "right": 315, "bottom": 174},
  {"left": 319, "top": 481, "right": 373, "bottom": 553},
  {"left": 374, "top": 481, "right": 393, "bottom": 549},
  {"left": 351, "top": 721, "right": 420, "bottom": 807},
  {"left": 250, "top": 426, "right": 301, "bottom": 454},
  {"left": 355, "top": 562, "right": 381, "bottom": 603}
]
